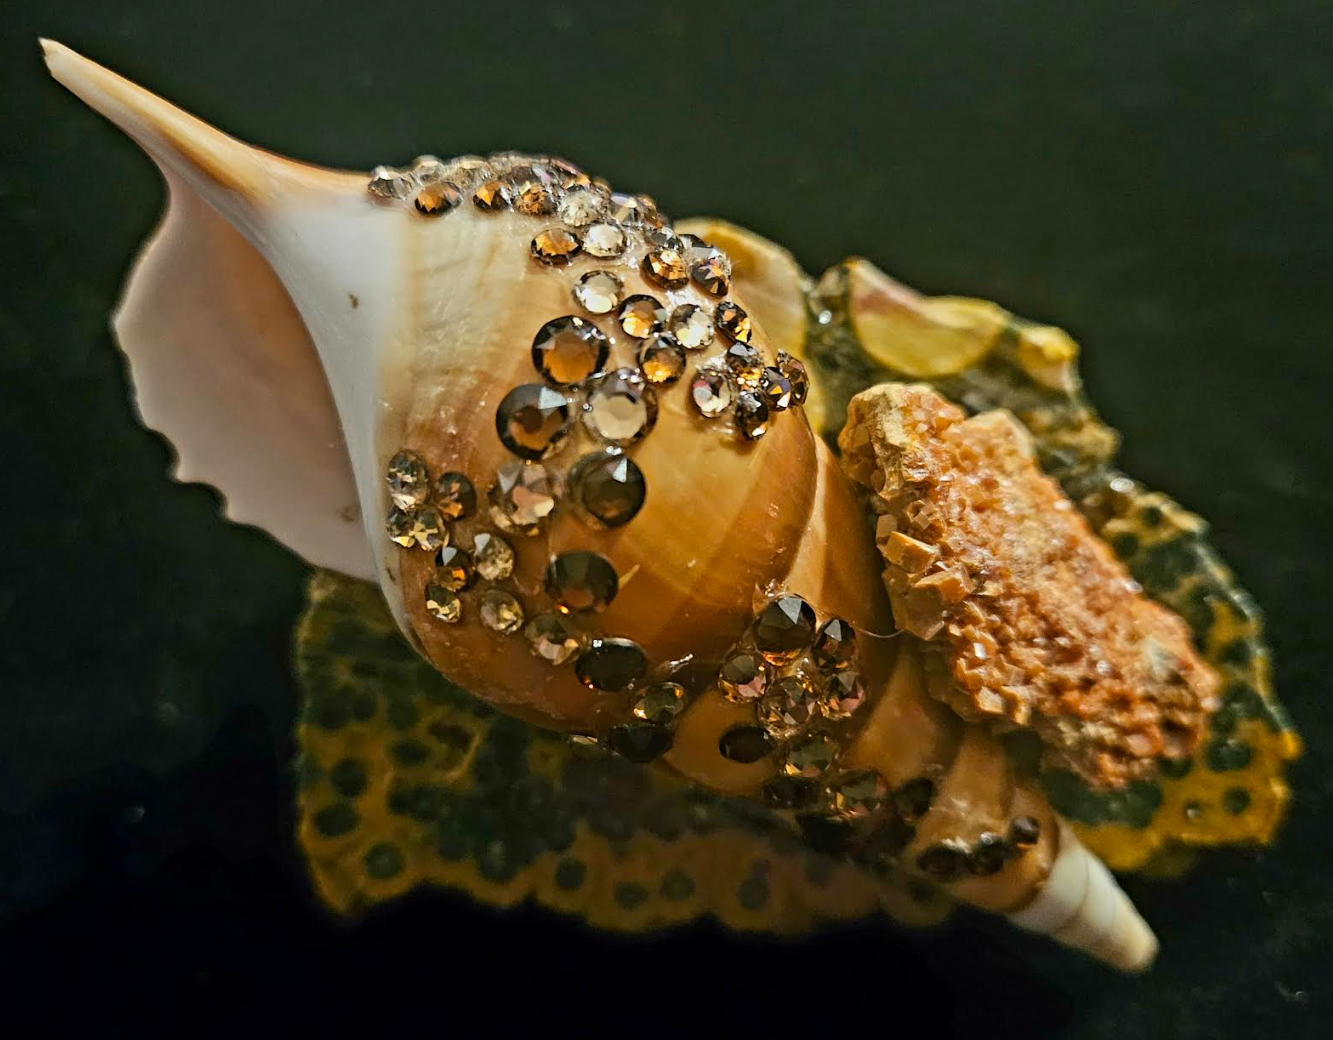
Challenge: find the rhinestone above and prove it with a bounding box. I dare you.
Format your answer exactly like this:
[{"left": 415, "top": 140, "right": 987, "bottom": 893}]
[
  {"left": 479, "top": 589, "right": 525, "bottom": 634},
  {"left": 715, "top": 301, "right": 753, "bottom": 343},
  {"left": 638, "top": 334, "right": 686, "bottom": 385},
  {"left": 435, "top": 471, "right": 476, "bottom": 520},
  {"left": 571, "top": 450, "right": 646, "bottom": 528},
  {"left": 414, "top": 181, "right": 461, "bottom": 216},
  {"left": 829, "top": 770, "right": 887, "bottom": 819},
  {"left": 575, "top": 638, "right": 648, "bottom": 692},
  {"left": 689, "top": 368, "right": 734, "bottom": 418},
  {"left": 734, "top": 391, "right": 770, "bottom": 440},
  {"left": 690, "top": 255, "right": 731, "bottom": 297},
  {"left": 783, "top": 733, "right": 838, "bottom": 778},
  {"left": 385, "top": 508, "right": 418, "bottom": 547},
  {"left": 777, "top": 350, "right": 809, "bottom": 405},
  {"left": 718, "top": 725, "right": 774, "bottom": 764},
  {"left": 642, "top": 247, "right": 689, "bottom": 289},
  {"left": 723, "top": 342, "right": 765, "bottom": 386},
  {"left": 472, "top": 179, "right": 512, "bottom": 211},
  {"left": 669, "top": 304, "right": 715, "bottom": 350},
  {"left": 431, "top": 545, "right": 475, "bottom": 592},
  {"left": 413, "top": 506, "right": 449, "bottom": 552},
  {"left": 532, "top": 228, "right": 582, "bottom": 265},
  {"left": 367, "top": 165, "right": 415, "bottom": 200},
  {"left": 583, "top": 368, "right": 658, "bottom": 446},
  {"left": 524, "top": 611, "right": 585, "bottom": 665},
  {"left": 916, "top": 840, "right": 969, "bottom": 882},
  {"left": 532, "top": 316, "right": 610, "bottom": 387},
  {"left": 813, "top": 618, "right": 856, "bottom": 672},
  {"left": 759, "top": 366, "right": 793, "bottom": 411},
  {"left": 544, "top": 550, "right": 619, "bottom": 613},
  {"left": 386, "top": 449, "right": 431, "bottom": 509},
  {"left": 968, "top": 832, "right": 1012, "bottom": 875},
  {"left": 514, "top": 182, "right": 557, "bottom": 216},
  {"left": 488, "top": 461, "right": 559, "bottom": 535},
  {"left": 753, "top": 594, "right": 817, "bottom": 664},
  {"left": 893, "top": 777, "right": 936, "bottom": 822},
  {"left": 411, "top": 155, "right": 450, "bottom": 183},
  {"left": 761, "top": 775, "right": 819, "bottom": 810},
  {"left": 717, "top": 652, "right": 771, "bottom": 703},
  {"left": 1008, "top": 815, "right": 1041, "bottom": 848},
  {"left": 617, "top": 295, "right": 668, "bottom": 339},
  {"left": 633, "top": 682, "right": 687, "bottom": 724},
  {"left": 822, "top": 670, "right": 866, "bottom": 719},
  {"left": 424, "top": 584, "right": 462, "bottom": 624},
  {"left": 583, "top": 223, "right": 627, "bottom": 259},
  {"left": 472, "top": 531, "right": 515, "bottom": 581},
  {"left": 495, "top": 384, "right": 572, "bottom": 460},
  {"left": 608, "top": 192, "right": 650, "bottom": 225},
  {"left": 758, "top": 676, "right": 820, "bottom": 739},
  {"left": 572, "top": 270, "right": 624, "bottom": 315},
  {"left": 645, "top": 228, "right": 684, "bottom": 251},
  {"left": 607, "top": 722, "right": 673, "bottom": 762},
  {"left": 557, "top": 188, "right": 606, "bottom": 227}
]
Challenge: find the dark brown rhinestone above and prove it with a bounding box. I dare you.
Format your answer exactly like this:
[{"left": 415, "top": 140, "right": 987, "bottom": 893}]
[
  {"left": 641, "top": 247, "right": 689, "bottom": 290},
  {"left": 414, "top": 181, "right": 462, "bottom": 216},
  {"left": 813, "top": 618, "right": 857, "bottom": 672},
  {"left": 617, "top": 294, "right": 668, "bottom": 339},
  {"left": 435, "top": 471, "right": 476, "bottom": 520},
  {"left": 637, "top": 334, "right": 686, "bottom": 385},
  {"left": 607, "top": 722, "right": 674, "bottom": 763},
  {"left": 759, "top": 366, "right": 793, "bottom": 411},
  {"left": 690, "top": 255, "right": 731, "bottom": 297},
  {"left": 575, "top": 637, "right": 647, "bottom": 692},
  {"left": 386, "top": 449, "right": 431, "bottom": 509},
  {"left": 495, "top": 384, "right": 572, "bottom": 460},
  {"left": 761, "top": 775, "right": 819, "bottom": 810},
  {"left": 1009, "top": 815, "right": 1041, "bottom": 848},
  {"left": 783, "top": 733, "right": 838, "bottom": 778},
  {"left": 828, "top": 769, "right": 887, "bottom": 819},
  {"left": 967, "top": 832, "right": 1012, "bottom": 876},
  {"left": 472, "top": 179, "right": 512, "bottom": 211},
  {"left": 822, "top": 670, "right": 866, "bottom": 719},
  {"left": 893, "top": 777, "right": 936, "bottom": 822},
  {"left": 571, "top": 450, "right": 646, "bottom": 528},
  {"left": 524, "top": 611, "right": 585, "bottom": 665},
  {"left": 723, "top": 342, "right": 765, "bottom": 385},
  {"left": 733, "top": 390, "right": 769, "bottom": 440},
  {"left": 544, "top": 550, "right": 619, "bottom": 613},
  {"left": 633, "top": 682, "right": 687, "bottom": 724},
  {"left": 717, "top": 651, "right": 770, "bottom": 703},
  {"left": 531, "top": 316, "right": 610, "bottom": 386},
  {"left": 753, "top": 594, "right": 817, "bottom": 664},
  {"left": 916, "top": 839, "right": 970, "bottom": 882},
  {"left": 432, "top": 545, "right": 475, "bottom": 592},
  {"left": 514, "top": 182, "right": 557, "bottom": 215},
  {"left": 776, "top": 350, "right": 809, "bottom": 405},
  {"left": 715, "top": 301, "right": 753, "bottom": 343},
  {"left": 718, "top": 725, "right": 774, "bottom": 764},
  {"left": 531, "top": 228, "right": 581, "bottom": 265}
]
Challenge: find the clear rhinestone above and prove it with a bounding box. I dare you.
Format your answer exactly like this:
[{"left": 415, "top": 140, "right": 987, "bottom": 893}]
[
  {"left": 368, "top": 165, "right": 416, "bottom": 200},
  {"left": 479, "top": 589, "right": 525, "bottom": 634},
  {"left": 753, "top": 594, "right": 817, "bottom": 664},
  {"left": 813, "top": 618, "right": 857, "bottom": 672},
  {"left": 717, "top": 651, "right": 771, "bottom": 703},
  {"left": 828, "top": 770, "right": 886, "bottom": 819},
  {"left": 575, "top": 638, "right": 648, "bottom": 692},
  {"left": 488, "top": 461, "right": 560, "bottom": 535},
  {"left": 642, "top": 247, "right": 689, "bottom": 289},
  {"left": 558, "top": 187, "right": 607, "bottom": 227},
  {"left": 759, "top": 366, "right": 793, "bottom": 411},
  {"left": 645, "top": 228, "right": 685, "bottom": 251},
  {"left": 472, "top": 531, "right": 515, "bottom": 581},
  {"left": 669, "top": 304, "right": 715, "bottom": 350},
  {"left": 734, "top": 391, "right": 769, "bottom": 440},
  {"left": 689, "top": 367, "right": 734, "bottom": 418},
  {"left": 783, "top": 733, "right": 838, "bottom": 778},
  {"left": 532, "top": 228, "right": 582, "bottom": 265},
  {"left": 572, "top": 270, "right": 624, "bottom": 315},
  {"left": 583, "top": 368, "right": 658, "bottom": 446},
  {"left": 414, "top": 181, "right": 462, "bottom": 216},
  {"left": 571, "top": 450, "right": 646, "bottom": 528},
  {"left": 424, "top": 583, "right": 462, "bottom": 624},
  {"left": 495, "top": 384, "right": 572, "bottom": 460},
  {"left": 617, "top": 295, "right": 668, "bottom": 339},
  {"left": 472, "top": 179, "right": 512, "bottom": 211},
  {"left": 633, "top": 682, "right": 687, "bottom": 724},
  {"left": 608, "top": 192, "right": 650, "bottom": 225},
  {"left": 637, "top": 334, "right": 686, "bottom": 385},
  {"left": 532, "top": 316, "right": 610, "bottom": 387},
  {"left": 411, "top": 155, "right": 450, "bottom": 183},
  {"left": 544, "top": 550, "right": 619, "bottom": 613},
  {"left": 777, "top": 351, "right": 809, "bottom": 405},
  {"left": 524, "top": 611, "right": 585, "bottom": 665},
  {"left": 758, "top": 676, "right": 820, "bottom": 739},
  {"left": 583, "top": 223, "right": 627, "bottom": 259},
  {"left": 387, "top": 449, "right": 431, "bottom": 509},
  {"left": 432, "top": 545, "right": 475, "bottom": 592},
  {"left": 715, "top": 301, "right": 753, "bottom": 343},
  {"left": 435, "top": 471, "right": 476, "bottom": 520}
]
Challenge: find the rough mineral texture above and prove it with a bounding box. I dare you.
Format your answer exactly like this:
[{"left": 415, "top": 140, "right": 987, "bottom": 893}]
[{"left": 839, "top": 383, "right": 1219, "bottom": 788}]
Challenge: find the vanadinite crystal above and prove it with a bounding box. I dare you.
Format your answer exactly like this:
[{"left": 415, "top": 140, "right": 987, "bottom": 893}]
[
  {"left": 734, "top": 391, "right": 770, "bottom": 440},
  {"left": 583, "top": 368, "right": 657, "bottom": 446},
  {"left": 642, "top": 247, "right": 689, "bottom": 289},
  {"left": 488, "top": 461, "right": 559, "bottom": 534},
  {"left": 617, "top": 295, "right": 668, "bottom": 339},
  {"left": 689, "top": 368, "right": 734, "bottom": 418},
  {"left": 783, "top": 733, "right": 838, "bottom": 778},
  {"left": 633, "top": 682, "right": 687, "bottom": 725},
  {"left": 387, "top": 449, "right": 431, "bottom": 509},
  {"left": 813, "top": 617, "right": 856, "bottom": 671},
  {"left": 479, "top": 589, "right": 525, "bottom": 634},
  {"left": 532, "top": 228, "right": 581, "bottom": 265},
  {"left": 776, "top": 350, "right": 809, "bottom": 405},
  {"left": 758, "top": 676, "right": 820, "bottom": 738},
  {"left": 495, "top": 384, "right": 572, "bottom": 460},
  {"left": 544, "top": 550, "right": 619, "bottom": 613},
  {"left": 718, "top": 725, "right": 774, "bottom": 764},
  {"left": 717, "top": 651, "right": 770, "bottom": 702},
  {"left": 424, "top": 583, "right": 462, "bottom": 624},
  {"left": 472, "top": 179, "right": 512, "bottom": 211},
  {"left": 414, "top": 181, "right": 461, "bottom": 216},
  {"left": 572, "top": 270, "right": 624, "bottom": 315},
  {"left": 575, "top": 638, "right": 648, "bottom": 692},
  {"left": 638, "top": 334, "right": 686, "bottom": 385},
  {"left": 822, "top": 670, "right": 866, "bottom": 719},
  {"left": 715, "top": 301, "right": 753, "bottom": 343},
  {"left": 435, "top": 471, "right": 476, "bottom": 520},
  {"left": 557, "top": 187, "right": 606, "bottom": 227},
  {"left": 524, "top": 611, "right": 584, "bottom": 665},
  {"left": 669, "top": 304, "right": 715, "bottom": 350},
  {"left": 582, "top": 223, "right": 627, "bottom": 259},
  {"left": 532, "top": 316, "right": 610, "bottom": 386},
  {"left": 753, "top": 594, "right": 817, "bottom": 663},
  {"left": 572, "top": 450, "right": 645, "bottom": 528},
  {"left": 432, "top": 545, "right": 475, "bottom": 591},
  {"left": 472, "top": 531, "right": 515, "bottom": 581}
]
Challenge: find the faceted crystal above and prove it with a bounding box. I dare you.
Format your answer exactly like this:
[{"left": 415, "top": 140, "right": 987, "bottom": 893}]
[
  {"left": 582, "top": 222, "right": 627, "bottom": 259},
  {"left": 531, "top": 228, "right": 582, "bottom": 265},
  {"left": 715, "top": 301, "right": 753, "bottom": 343},
  {"left": 479, "top": 589, "right": 525, "bottom": 634},
  {"left": 689, "top": 368, "right": 734, "bottom": 418},
  {"left": 406, "top": 505, "right": 448, "bottom": 552},
  {"left": 893, "top": 777, "right": 936, "bottom": 822},
  {"left": 813, "top": 617, "right": 857, "bottom": 671},
  {"left": 718, "top": 725, "right": 774, "bottom": 764},
  {"left": 572, "top": 270, "right": 624, "bottom": 315},
  {"left": 387, "top": 449, "right": 431, "bottom": 509},
  {"left": 690, "top": 254, "right": 731, "bottom": 297},
  {"left": 544, "top": 550, "right": 619, "bottom": 613},
  {"left": 717, "top": 651, "right": 771, "bottom": 703},
  {"left": 432, "top": 545, "right": 475, "bottom": 592},
  {"left": 783, "top": 733, "right": 838, "bottom": 778},
  {"left": 435, "top": 471, "right": 477, "bottom": 520},
  {"left": 385, "top": 507, "right": 418, "bottom": 547},
  {"left": 532, "top": 316, "right": 610, "bottom": 386},
  {"left": 733, "top": 391, "right": 770, "bottom": 440},
  {"left": 557, "top": 187, "right": 606, "bottom": 227},
  {"left": 414, "top": 181, "right": 462, "bottom": 216},
  {"left": 753, "top": 594, "right": 817, "bottom": 664},
  {"left": 411, "top": 155, "right": 450, "bottom": 183},
  {"left": 582, "top": 368, "right": 658, "bottom": 446},
  {"left": 367, "top": 165, "right": 415, "bottom": 201},
  {"left": 575, "top": 638, "right": 648, "bottom": 692},
  {"left": 513, "top": 182, "right": 557, "bottom": 216},
  {"left": 723, "top": 342, "right": 765, "bottom": 386},
  {"left": 424, "top": 583, "right": 463, "bottom": 624},
  {"left": 1008, "top": 815, "right": 1041, "bottom": 848},
  {"left": 757, "top": 676, "right": 820, "bottom": 739},
  {"left": 645, "top": 228, "right": 684, "bottom": 251},
  {"left": 488, "top": 461, "right": 560, "bottom": 535},
  {"left": 641, "top": 247, "right": 689, "bottom": 289},
  {"left": 617, "top": 295, "right": 668, "bottom": 339},
  {"left": 608, "top": 192, "right": 651, "bottom": 225},
  {"left": 472, "top": 179, "right": 512, "bottom": 211},
  {"left": 822, "top": 670, "right": 866, "bottom": 719},
  {"left": 472, "top": 531, "right": 515, "bottom": 581},
  {"left": 524, "top": 611, "right": 585, "bottom": 665},
  {"left": 759, "top": 366, "right": 793, "bottom": 411},
  {"left": 633, "top": 682, "right": 687, "bottom": 724},
  {"left": 776, "top": 350, "right": 809, "bottom": 405},
  {"left": 607, "top": 723, "right": 673, "bottom": 762},
  {"left": 637, "top": 334, "right": 686, "bottom": 385},
  {"left": 828, "top": 770, "right": 886, "bottom": 819},
  {"left": 571, "top": 450, "right": 646, "bottom": 528},
  {"left": 495, "top": 384, "right": 572, "bottom": 460},
  {"left": 669, "top": 304, "right": 715, "bottom": 350}
]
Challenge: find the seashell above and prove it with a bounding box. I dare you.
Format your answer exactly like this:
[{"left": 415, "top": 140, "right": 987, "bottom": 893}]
[{"left": 45, "top": 39, "right": 1279, "bottom": 973}]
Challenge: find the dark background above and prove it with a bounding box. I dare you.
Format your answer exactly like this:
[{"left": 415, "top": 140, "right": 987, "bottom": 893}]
[{"left": 1, "top": 0, "right": 1329, "bottom": 1036}]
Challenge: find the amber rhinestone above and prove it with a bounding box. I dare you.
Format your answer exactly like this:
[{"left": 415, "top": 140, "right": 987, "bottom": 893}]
[
  {"left": 1009, "top": 815, "right": 1041, "bottom": 848},
  {"left": 472, "top": 179, "right": 512, "bottom": 211},
  {"left": 488, "top": 461, "right": 560, "bottom": 535},
  {"left": 479, "top": 589, "right": 525, "bottom": 634},
  {"left": 583, "top": 368, "right": 658, "bottom": 446},
  {"left": 718, "top": 725, "right": 774, "bottom": 764},
  {"left": 822, "top": 670, "right": 866, "bottom": 719},
  {"left": 385, "top": 508, "right": 417, "bottom": 547},
  {"left": 524, "top": 611, "right": 585, "bottom": 665},
  {"left": 690, "top": 254, "right": 731, "bottom": 297},
  {"left": 514, "top": 182, "right": 557, "bottom": 216},
  {"left": 424, "top": 583, "right": 463, "bottom": 624},
  {"left": 759, "top": 366, "right": 793, "bottom": 411},
  {"left": 689, "top": 368, "right": 734, "bottom": 418},
  {"left": 557, "top": 187, "right": 606, "bottom": 227},
  {"left": 544, "top": 550, "right": 619, "bottom": 614},
  {"left": 758, "top": 676, "right": 820, "bottom": 739},
  {"left": 916, "top": 840, "right": 970, "bottom": 882},
  {"left": 617, "top": 295, "right": 668, "bottom": 339},
  {"left": 761, "top": 775, "right": 819, "bottom": 810},
  {"left": 641, "top": 247, "right": 689, "bottom": 290},
  {"left": 753, "top": 594, "right": 817, "bottom": 664},
  {"left": 472, "top": 531, "right": 516, "bottom": 581},
  {"left": 582, "top": 222, "right": 627, "bottom": 259},
  {"left": 717, "top": 651, "right": 771, "bottom": 703},
  {"left": 829, "top": 770, "right": 887, "bottom": 819},
  {"left": 813, "top": 617, "right": 857, "bottom": 671},
  {"left": 571, "top": 449, "right": 646, "bottom": 528},
  {"left": 634, "top": 682, "right": 687, "bottom": 725},
  {"left": 776, "top": 350, "right": 809, "bottom": 405},
  {"left": 572, "top": 270, "right": 624, "bottom": 315},
  {"left": 638, "top": 334, "right": 686, "bottom": 385},
  {"left": 893, "top": 777, "right": 936, "bottom": 822},
  {"left": 386, "top": 449, "right": 431, "bottom": 509},
  {"left": 414, "top": 181, "right": 462, "bottom": 216},
  {"left": 715, "top": 301, "right": 753, "bottom": 343},
  {"left": 531, "top": 228, "right": 582, "bottom": 265},
  {"left": 432, "top": 545, "right": 475, "bottom": 592},
  {"left": 367, "top": 165, "right": 415, "bottom": 201},
  {"left": 968, "top": 833, "right": 1012, "bottom": 876},
  {"left": 668, "top": 304, "right": 715, "bottom": 350},
  {"left": 495, "top": 384, "right": 572, "bottom": 460},
  {"left": 435, "top": 471, "right": 476, "bottom": 520},
  {"left": 607, "top": 723, "right": 673, "bottom": 762},
  {"left": 575, "top": 638, "right": 648, "bottom": 692},
  {"left": 733, "top": 391, "right": 770, "bottom": 440},
  {"left": 723, "top": 342, "right": 765, "bottom": 386},
  {"left": 783, "top": 733, "right": 838, "bottom": 778},
  {"left": 531, "top": 316, "right": 610, "bottom": 387},
  {"left": 394, "top": 505, "right": 448, "bottom": 552}
]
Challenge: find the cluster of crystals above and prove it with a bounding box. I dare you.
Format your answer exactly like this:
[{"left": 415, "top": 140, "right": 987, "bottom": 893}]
[{"left": 913, "top": 814, "right": 1043, "bottom": 882}]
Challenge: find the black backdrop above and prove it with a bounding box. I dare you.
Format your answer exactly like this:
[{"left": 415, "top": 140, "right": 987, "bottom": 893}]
[{"left": 1, "top": 1, "right": 1329, "bottom": 1037}]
